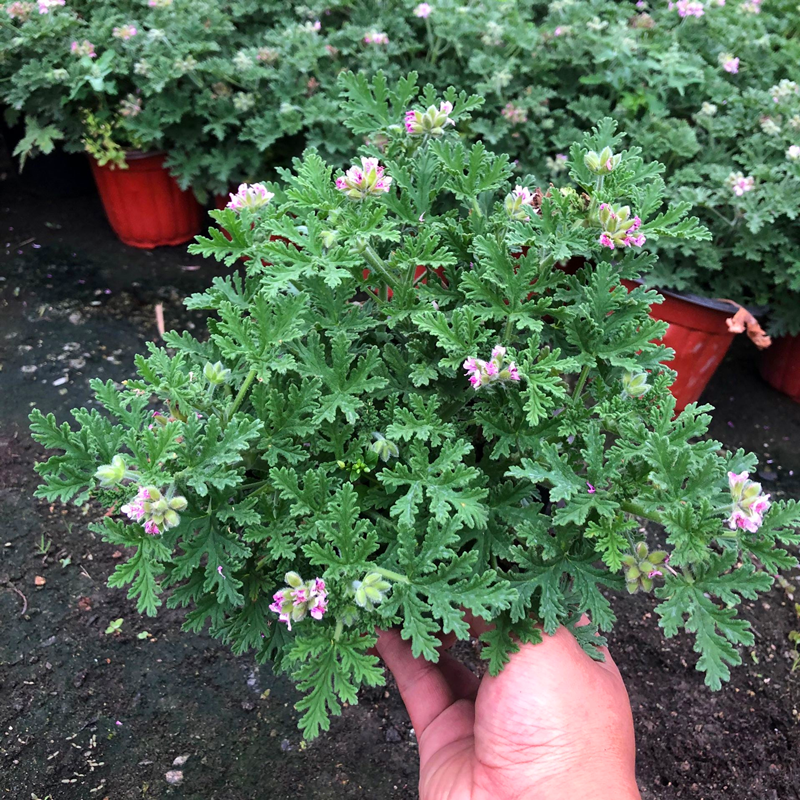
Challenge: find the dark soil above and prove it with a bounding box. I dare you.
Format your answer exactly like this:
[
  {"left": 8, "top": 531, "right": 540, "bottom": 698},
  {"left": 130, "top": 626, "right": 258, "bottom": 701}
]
[{"left": 1, "top": 169, "right": 798, "bottom": 800}]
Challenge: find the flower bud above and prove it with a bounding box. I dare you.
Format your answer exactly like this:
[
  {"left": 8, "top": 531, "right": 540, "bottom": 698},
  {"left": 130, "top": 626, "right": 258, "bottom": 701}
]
[
  {"left": 370, "top": 433, "right": 399, "bottom": 462},
  {"left": 95, "top": 454, "right": 127, "bottom": 487},
  {"left": 584, "top": 146, "right": 621, "bottom": 175},
  {"left": 320, "top": 230, "right": 339, "bottom": 248},
  {"left": 285, "top": 571, "right": 304, "bottom": 588},
  {"left": 203, "top": 361, "right": 231, "bottom": 385},
  {"left": 622, "top": 371, "right": 651, "bottom": 398},
  {"left": 352, "top": 572, "right": 392, "bottom": 610}
]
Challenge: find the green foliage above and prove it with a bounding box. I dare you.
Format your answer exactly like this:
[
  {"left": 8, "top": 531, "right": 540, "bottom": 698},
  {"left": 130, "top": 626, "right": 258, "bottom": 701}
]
[{"left": 31, "top": 81, "right": 799, "bottom": 738}]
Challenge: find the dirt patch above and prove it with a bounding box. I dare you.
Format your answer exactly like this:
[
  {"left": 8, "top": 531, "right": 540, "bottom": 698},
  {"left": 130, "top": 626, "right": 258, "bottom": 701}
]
[{"left": 1, "top": 175, "right": 798, "bottom": 799}]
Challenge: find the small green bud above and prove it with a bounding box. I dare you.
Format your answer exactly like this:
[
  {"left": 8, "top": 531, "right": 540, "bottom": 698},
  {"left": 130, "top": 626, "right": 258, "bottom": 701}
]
[
  {"left": 584, "top": 146, "right": 621, "bottom": 175},
  {"left": 320, "top": 230, "right": 339, "bottom": 248},
  {"left": 336, "top": 460, "right": 346, "bottom": 470},
  {"left": 625, "top": 566, "right": 641, "bottom": 582},
  {"left": 370, "top": 433, "right": 400, "bottom": 462},
  {"left": 169, "top": 495, "right": 188, "bottom": 512},
  {"left": 285, "top": 571, "right": 303, "bottom": 588},
  {"left": 203, "top": 361, "right": 231, "bottom": 385},
  {"left": 622, "top": 371, "right": 651, "bottom": 399},
  {"left": 635, "top": 542, "right": 649, "bottom": 560},
  {"left": 95, "top": 454, "right": 127, "bottom": 487},
  {"left": 352, "top": 571, "right": 392, "bottom": 610}
]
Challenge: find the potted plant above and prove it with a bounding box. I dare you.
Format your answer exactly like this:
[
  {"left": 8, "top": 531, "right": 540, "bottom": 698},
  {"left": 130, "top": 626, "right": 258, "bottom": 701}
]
[
  {"left": 0, "top": 0, "right": 234, "bottom": 247},
  {"left": 30, "top": 77, "right": 799, "bottom": 738}
]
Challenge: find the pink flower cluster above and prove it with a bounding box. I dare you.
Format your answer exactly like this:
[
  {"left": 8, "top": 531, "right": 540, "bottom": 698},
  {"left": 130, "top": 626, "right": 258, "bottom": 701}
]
[
  {"left": 721, "top": 55, "right": 739, "bottom": 74},
  {"left": 7, "top": 1, "right": 34, "bottom": 20},
  {"left": 336, "top": 157, "right": 392, "bottom": 200},
  {"left": 112, "top": 24, "right": 138, "bottom": 40},
  {"left": 414, "top": 2, "right": 432, "bottom": 17},
  {"left": 463, "top": 346, "right": 521, "bottom": 390},
  {"left": 404, "top": 101, "right": 454, "bottom": 137},
  {"left": 741, "top": 0, "right": 761, "bottom": 12},
  {"left": 597, "top": 204, "right": 646, "bottom": 249},
  {"left": 669, "top": 0, "right": 704, "bottom": 16},
  {"left": 270, "top": 572, "right": 328, "bottom": 630},
  {"left": 120, "top": 94, "right": 142, "bottom": 118},
  {"left": 727, "top": 171, "right": 754, "bottom": 196},
  {"left": 70, "top": 39, "right": 96, "bottom": 58},
  {"left": 727, "top": 471, "right": 770, "bottom": 532},
  {"left": 148, "top": 0, "right": 172, "bottom": 6},
  {"left": 37, "top": 0, "right": 64, "bottom": 13},
  {"left": 501, "top": 103, "right": 528, "bottom": 125},
  {"left": 121, "top": 486, "right": 187, "bottom": 536},
  {"left": 364, "top": 31, "right": 389, "bottom": 45},
  {"left": 504, "top": 185, "right": 539, "bottom": 221},
  {"left": 226, "top": 182, "right": 274, "bottom": 211}
]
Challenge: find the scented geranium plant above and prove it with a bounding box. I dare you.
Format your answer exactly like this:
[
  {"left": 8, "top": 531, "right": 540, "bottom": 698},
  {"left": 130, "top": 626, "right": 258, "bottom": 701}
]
[
  {"left": 31, "top": 76, "right": 800, "bottom": 738},
  {"left": 1, "top": 0, "right": 240, "bottom": 180}
]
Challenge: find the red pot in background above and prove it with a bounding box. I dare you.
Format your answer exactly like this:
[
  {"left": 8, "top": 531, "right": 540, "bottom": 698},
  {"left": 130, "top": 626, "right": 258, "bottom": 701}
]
[
  {"left": 623, "top": 280, "right": 738, "bottom": 411},
  {"left": 90, "top": 152, "right": 203, "bottom": 248},
  {"left": 759, "top": 334, "right": 800, "bottom": 402},
  {"left": 362, "top": 265, "right": 446, "bottom": 299}
]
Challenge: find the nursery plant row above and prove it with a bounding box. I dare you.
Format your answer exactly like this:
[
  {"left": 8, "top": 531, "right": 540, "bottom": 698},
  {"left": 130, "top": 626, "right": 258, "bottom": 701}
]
[{"left": 4, "top": 0, "right": 800, "bottom": 402}]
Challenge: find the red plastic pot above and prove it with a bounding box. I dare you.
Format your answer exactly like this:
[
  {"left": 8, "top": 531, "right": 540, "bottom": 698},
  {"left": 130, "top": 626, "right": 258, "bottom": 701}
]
[
  {"left": 90, "top": 152, "right": 203, "bottom": 248},
  {"left": 623, "top": 280, "right": 738, "bottom": 411},
  {"left": 759, "top": 334, "right": 800, "bottom": 402}
]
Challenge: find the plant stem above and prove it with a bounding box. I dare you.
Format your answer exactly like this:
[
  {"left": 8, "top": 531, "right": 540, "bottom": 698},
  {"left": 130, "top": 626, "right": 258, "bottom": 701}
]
[
  {"left": 373, "top": 566, "right": 411, "bottom": 584},
  {"left": 572, "top": 364, "right": 591, "bottom": 402},
  {"left": 363, "top": 243, "right": 397, "bottom": 292},
  {"left": 226, "top": 367, "right": 257, "bottom": 423},
  {"left": 471, "top": 197, "right": 484, "bottom": 218},
  {"left": 334, "top": 618, "right": 344, "bottom": 642},
  {"left": 620, "top": 500, "right": 666, "bottom": 526}
]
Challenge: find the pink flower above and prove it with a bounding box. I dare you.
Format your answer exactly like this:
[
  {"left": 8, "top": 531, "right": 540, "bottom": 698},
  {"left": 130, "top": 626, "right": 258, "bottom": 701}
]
[
  {"left": 364, "top": 31, "right": 389, "bottom": 45},
  {"left": 463, "top": 346, "right": 521, "bottom": 390},
  {"left": 553, "top": 26, "right": 565, "bottom": 36},
  {"left": 722, "top": 56, "right": 739, "bottom": 74},
  {"left": 504, "top": 185, "right": 540, "bottom": 220},
  {"left": 270, "top": 574, "right": 327, "bottom": 630},
  {"left": 336, "top": 157, "right": 392, "bottom": 200},
  {"left": 226, "top": 182, "right": 274, "bottom": 211},
  {"left": 144, "top": 520, "right": 160, "bottom": 536},
  {"left": 671, "top": 0, "right": 704, "bottom": 16},
  {"left": 648, "top": 569, "right": 663, "bottom": 579},
  {"left": 414, "top": 2, "right": 432, "bottom": 17},
  {"left": 312, "top": 19, "right": 321, "bottom": 30},
  {"left": 405, "top": 101, "right": 454, "bottom": 137},
  {"left": 501, "top": 102, "right": 527, "bottom": 125},
  {"left": 727, "top": 471, "right": 770, "bottom": 532},
  {"left": 727, "top": 171, "right": 754, "bottom": 196},
  {"left": 112, "top": 24, "right": 138, "bottom": 40},
  {"left": 37, "top": 0, "right": 64, "bottom": 13},
  {"left": 71, "top": 39, "right": 96, "bottom": 58},
  {"left": 587, "top": 482, "right": 596, "bottom": 494},
  {"left": 7, "top": 2, "right": 34, "bottom": 20},
  {"left": 599, "top": 232, "right": 615, "bottom": 250}
]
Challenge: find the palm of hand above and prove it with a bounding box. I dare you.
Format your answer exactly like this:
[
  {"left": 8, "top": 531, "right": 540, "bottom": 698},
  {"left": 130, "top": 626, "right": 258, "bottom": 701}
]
[{"left": 376, "top": 625, "right": 640, "bottom": 800}]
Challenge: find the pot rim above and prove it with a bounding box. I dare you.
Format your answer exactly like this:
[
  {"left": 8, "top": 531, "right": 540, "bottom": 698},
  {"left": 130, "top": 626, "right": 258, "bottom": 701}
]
[{"left": 631, "top": 279, "right": 766, "bottom": 317}]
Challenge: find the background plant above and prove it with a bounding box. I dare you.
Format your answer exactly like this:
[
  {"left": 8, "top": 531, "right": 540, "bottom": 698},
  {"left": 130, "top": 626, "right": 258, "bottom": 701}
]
[{"left": 30, "top": 75, "right": 800, "bottom": 738}]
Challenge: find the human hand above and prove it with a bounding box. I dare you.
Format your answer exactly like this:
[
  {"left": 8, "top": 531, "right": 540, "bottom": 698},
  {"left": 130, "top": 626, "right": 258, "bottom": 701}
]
[{"left": 376, "top": 621, "right": 640, "bottom": 800}]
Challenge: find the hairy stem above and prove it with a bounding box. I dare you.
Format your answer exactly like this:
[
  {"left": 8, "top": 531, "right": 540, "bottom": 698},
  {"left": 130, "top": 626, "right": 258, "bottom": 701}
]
[
  {"left": 226, "top": 367, "right": 257, "bottom": 423},
  {"left": 373, "top": 566, "right": 411, "bottom": 584},
  {"left": 620, "top": 500, "right": 666, "bottom": 526}
]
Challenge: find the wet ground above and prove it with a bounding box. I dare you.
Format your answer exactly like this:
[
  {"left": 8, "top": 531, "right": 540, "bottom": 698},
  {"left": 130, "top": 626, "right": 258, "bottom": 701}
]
[{"left": 1, "top": 170, "right": 799, "bottom": 799}]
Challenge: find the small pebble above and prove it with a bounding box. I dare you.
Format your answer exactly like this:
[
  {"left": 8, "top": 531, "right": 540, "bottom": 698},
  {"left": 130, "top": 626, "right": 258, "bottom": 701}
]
[
  {"left": 165, "top": 770, "right": 183, "bottom": 785},
  {"left": 384, "top": 726, "right": 403, "bottom": 743}
]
